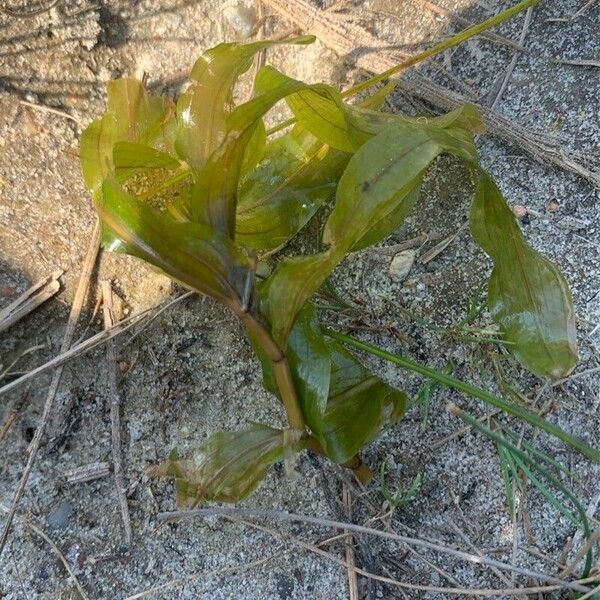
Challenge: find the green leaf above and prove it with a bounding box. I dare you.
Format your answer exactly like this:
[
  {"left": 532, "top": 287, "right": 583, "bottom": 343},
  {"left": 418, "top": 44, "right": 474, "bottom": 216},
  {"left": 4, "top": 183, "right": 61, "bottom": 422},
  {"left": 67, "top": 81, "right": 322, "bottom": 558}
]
[
  {"left": 98, "top": 176, "right": 251, "bottom": 308},
  {"left": 241, "top": 119, "right": 267, "bottom": 176},
  {"left": 265, "top": 252, "right": 337, "bottom": 347},
  {"left": 149, "top": 424, "right": 304, "bottom": 505},
  {"left": 175, "top": 36, "right": 315, "bottom": 171},
  {"left": 348, "top": 176, "right": 422, "bottom": 252},
  {"left": 255, "top": 304, "right": 406, "bottom": 464},
  {"left": 321, "top": 337, "right": 406, "bottom": 463},
  {"left": 80, "top": 78, "right": 176, "bottom": 194},
  {"left": 236, "top": 132, "right": 348, "bottom": 251},
  {"left": 469, "top": 171, "right": 577, "bottom": 379},
  {"left": 187, "top": 61, "right": 338, "bottom": 237},
  {"left": 265, "top": 122, "right": 475, "bottom": 345},
  {"left": 113, "top": 141, "right": 180, "bottom": 181},
  {"left": 285, "top": 306, "right": 332, "bottom": 436}
]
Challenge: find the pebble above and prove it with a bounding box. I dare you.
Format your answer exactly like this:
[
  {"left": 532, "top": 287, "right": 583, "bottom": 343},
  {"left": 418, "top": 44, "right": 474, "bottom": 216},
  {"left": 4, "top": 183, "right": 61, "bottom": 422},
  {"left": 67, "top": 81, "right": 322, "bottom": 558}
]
[
  {"left": 47, "top": 500, "right": 73, "bottom": 530},
  {"left": 389, "top": 249, "right": 416, "bottom": 283},
  {"left": 223, "top": 1, "right": 257, "bottom": 39}
]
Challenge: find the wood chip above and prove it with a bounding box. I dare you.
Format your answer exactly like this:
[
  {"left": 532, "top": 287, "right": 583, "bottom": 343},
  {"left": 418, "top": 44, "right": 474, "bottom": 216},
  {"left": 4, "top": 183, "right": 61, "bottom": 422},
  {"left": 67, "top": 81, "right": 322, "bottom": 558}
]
[
  {"left": 0, "top": 270, "right": 63, "bottom": 334},
  {"left": 65, "top": 462, "right": 111, "bottom": 485}
]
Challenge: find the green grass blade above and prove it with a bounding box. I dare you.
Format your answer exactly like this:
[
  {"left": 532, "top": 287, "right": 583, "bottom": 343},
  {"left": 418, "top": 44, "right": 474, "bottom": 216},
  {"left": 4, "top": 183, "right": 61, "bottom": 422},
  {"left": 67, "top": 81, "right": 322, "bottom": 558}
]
[
  {"left": 450, "top": 406, "right": 593, "bottom": 578},
  {"left": 324, "top": 328, "right": 600, "bottom": 464},
  {"left": 342, "top": 0, "right": 541, "bottom": 99},
  {"left": 499, "top": 424, "right": 579, "bottom": 482}
]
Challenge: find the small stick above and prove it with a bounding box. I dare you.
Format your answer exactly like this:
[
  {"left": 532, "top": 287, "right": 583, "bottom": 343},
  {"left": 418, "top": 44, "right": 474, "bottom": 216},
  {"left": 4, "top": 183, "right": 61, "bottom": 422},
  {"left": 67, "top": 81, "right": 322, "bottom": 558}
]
[
  {"left": 449, "top": 520, "right": 515, "bottom": 590},
  {"left": 553, "top": 58, "right": 600, "bottom": 68},
  {"left": 263, "top": 0, "right": 599, "bottom": 186},
  {"left": 65, "top": 461, "right": 111, "bottom": 485},
  {"left": 19, "top": 100, "right": 82, "bottom": 127},
  {"left": 0, "top": 344, "right": 46, "bottom": 381},
  {"left": 212, "top": 514, "right": 600, "bottom": 597},
  {"left": 157, "top": 507, "right": 595, "bottom": 593},
  {"left": 0, "top": 391, "right": 30, "bottom": 445},
  {"left": 0, "top": 292, "right": 193, "bottom": 398},
  {"left": 560, "top": 526, "right": 600, "bottom": 579},
  {"left": 409, "top": 0, "right": 525, "bottom": 52},
  {"left": 101, "top": 281, "right": 132, "bottom": 547},
  {"left": 487, "top": 7, "right": 534, "bottom": 110},
  {"left": 546, "top": 0, "right": 597, "bottom": 22},
  {"left": 0, "top": 218, "right": 100, "bottom": 558},
  {"left": 0, "top": 270, "right": 63, "bottom": 333},
  {"left": 419, "top": 223, "right": 467, "bottom": 264},
  {"left": 342, "top": 483, "right": 359, "bottom": 600}
]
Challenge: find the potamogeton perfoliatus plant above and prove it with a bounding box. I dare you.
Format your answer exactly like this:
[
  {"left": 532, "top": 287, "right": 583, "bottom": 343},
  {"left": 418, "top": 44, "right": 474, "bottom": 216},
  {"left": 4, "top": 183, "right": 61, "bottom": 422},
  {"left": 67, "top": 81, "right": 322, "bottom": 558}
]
[{"left": 80, "top": 36, "right": 581, "bottom": 506}]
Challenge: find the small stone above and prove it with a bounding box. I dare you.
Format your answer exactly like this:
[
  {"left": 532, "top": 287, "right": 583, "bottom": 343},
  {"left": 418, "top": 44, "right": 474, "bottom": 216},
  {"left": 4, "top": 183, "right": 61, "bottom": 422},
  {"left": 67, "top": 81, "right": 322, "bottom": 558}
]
[
  {"left": 255, "top": 260, "right": 272, "bottom": 278},
  {"left": 389, "top": 249, "right": 416, "bottom": 283},
  {"left": 47, "top": 500, "right": 73, "bottom": 530},
  {"left": 512, "top": 204, "right": 528, "bottom": 218},
  {"left": 223, "top": 1, "right": 257, "bottom": 39},
  {"left": 546, "top": 200, "right": 560, "bottom": 213}
]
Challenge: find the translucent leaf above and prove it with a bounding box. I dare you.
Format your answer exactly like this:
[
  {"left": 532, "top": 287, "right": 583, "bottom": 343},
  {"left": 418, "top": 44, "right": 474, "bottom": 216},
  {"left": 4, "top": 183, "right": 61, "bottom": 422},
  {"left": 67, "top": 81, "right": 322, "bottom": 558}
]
[
  {"left": 241, "top": 119, "right": 267, "bottom": 176},
  {"left": 149, "top": 424, "right": 304, "bottom": 505},
  {"left": 265, "top": 122, "right": 474, "bottom": 344},
  {"left": 254, "top": 304, "right": 406, "bottom": 464},
  {"left": 99, "top": 177, "right": 251, "bottom": 307},
  {"left": 322, "top": 337, "right": 406, "bottom": 463},
  {"left": 236, "top": 131, "right": 348, "bottom": 251},
  {"left": 187, "top": 60, "right": 335, "bottom": 237},
  {"left": 80, "top": 78, "right": 176, "bottom": 194},
  {"left": 113, "top": 141, "right": 180, "bottom": 181},
  {"left": 286, "top": 306, "right": 331, "bottom": 435},
  {"left": 469, "top": 171, "right": 577, "bottom": 378},
  {"left": 175, "top": 36, "right": 315, "bottom": 171}
]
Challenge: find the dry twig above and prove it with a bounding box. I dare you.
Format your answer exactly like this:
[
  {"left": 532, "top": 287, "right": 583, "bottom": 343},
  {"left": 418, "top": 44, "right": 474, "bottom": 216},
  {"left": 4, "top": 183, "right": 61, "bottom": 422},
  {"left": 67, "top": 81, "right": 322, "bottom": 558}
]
[
  {"left": 65, "top": 461, "right": 111, "bottom": 485},
  {"left": 0, "top": 270, "right": 62, "bottom": 334},
  {"left": 0, "top": 219, "right": 100, "bottom": 557},
  {"left": 487, "top": 7, "right": 533, "bottom": 110},
  {"left": 263, "top": 0, "right": 599, "bottom": 186},
  {"left": 0, "top": 503, "right": 89, "bottom": 599},
  {"left": 0, "top": 391, "right": 30, "bottom": 445},
  {"left": 157, "top": 507, "right": 596, "bottom": 594},
  {"left": 409, "top": 0, "right": 525, "bottom": 51},
  {"left": 19, "top": 100, "right": 82, "bottom": 127},
  {"left": 342, "top": 483, "right": 359, "bottom": 600},
  {"left": 0, "top": 292, "right": 194, "bottom": 398},
  {"left": 203, "top": 513, "right": 600, "bottom": 597},
  {"left": 101, "top": 281, "right": 132, "bottom": 547}
]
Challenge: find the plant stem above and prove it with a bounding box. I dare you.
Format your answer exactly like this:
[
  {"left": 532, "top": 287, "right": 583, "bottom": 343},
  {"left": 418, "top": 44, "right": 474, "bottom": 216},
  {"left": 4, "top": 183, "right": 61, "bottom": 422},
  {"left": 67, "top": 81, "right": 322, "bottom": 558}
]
[
  {"left": 304, "top": 435, "right": 372, "bottom": 483},
  {"left": 341, "top": 0, "right": 541, "bottom": 98},
  {"left": 239, "top": 311, "right": 306, "bottom": 431},
  {"left": 324, "top": 328, "right": 600, "bottom": 464},
  {"left": 266, "top": 0, "right": 541, "bottom": 138}
]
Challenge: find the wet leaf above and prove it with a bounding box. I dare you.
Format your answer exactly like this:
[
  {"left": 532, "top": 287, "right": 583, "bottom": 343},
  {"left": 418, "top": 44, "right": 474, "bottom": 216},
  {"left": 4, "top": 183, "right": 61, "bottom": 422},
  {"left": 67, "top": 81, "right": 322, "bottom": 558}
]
[
  {"left": 265, "top": 122, "right": 476, "bottom": 345},
  {"left": 241, "top": 119, "right": 267, "bottom": 176},
  {"left": 188, "top": 61, "right": 336, "bottom": 237},
  {"left": 149, "top": 424, "right": 304, "bottom": 505},
  {"left": 99, "top": 177, "right": 251, "bottom": 308},
  {"left": 254, "top": 305, "right": 406, "bottom": 464},
  {"left": 175, "top": 36, "right": 315, "bottom": 171},
  {"left": 113, "top": 141, "right": 180, "bottom": 181},
  {"left": 285, "top": 306, "right": 331, "bottom": 435},
  {"left": 469, "top": 171, "right": 577, "bottom": 378},
  {"left": 80, "top": 78, "right": 176, "bottom": 194},
  {"left": 236, "top": 131, "right": 347, "bottom": 251},
  {"left": 320, "top": 337, "right": 406, "bottom": 463}
]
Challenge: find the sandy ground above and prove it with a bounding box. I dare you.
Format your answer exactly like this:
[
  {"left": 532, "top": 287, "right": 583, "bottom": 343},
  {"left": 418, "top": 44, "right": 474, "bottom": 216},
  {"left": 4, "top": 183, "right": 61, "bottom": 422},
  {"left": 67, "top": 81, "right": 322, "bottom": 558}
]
[{"left": 0, "top": 0, "right": 599, "bottom": 598}]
